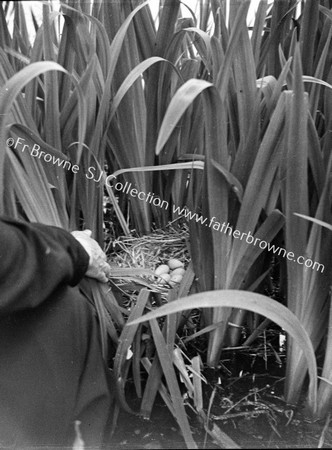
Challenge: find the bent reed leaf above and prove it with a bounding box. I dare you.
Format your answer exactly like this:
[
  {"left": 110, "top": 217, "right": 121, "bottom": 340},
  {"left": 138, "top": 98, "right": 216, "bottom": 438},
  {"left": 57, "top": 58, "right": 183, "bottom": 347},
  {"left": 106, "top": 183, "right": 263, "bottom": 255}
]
[{"left": 128, "top": 289, "right": 318, "bottom": 414}]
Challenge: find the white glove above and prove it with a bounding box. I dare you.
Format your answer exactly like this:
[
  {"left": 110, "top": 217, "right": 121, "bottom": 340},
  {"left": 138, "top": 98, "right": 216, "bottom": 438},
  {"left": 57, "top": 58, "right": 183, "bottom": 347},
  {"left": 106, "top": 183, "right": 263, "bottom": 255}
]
[{"left": 71, "top": 230, "right": 111, "bottom": 283}]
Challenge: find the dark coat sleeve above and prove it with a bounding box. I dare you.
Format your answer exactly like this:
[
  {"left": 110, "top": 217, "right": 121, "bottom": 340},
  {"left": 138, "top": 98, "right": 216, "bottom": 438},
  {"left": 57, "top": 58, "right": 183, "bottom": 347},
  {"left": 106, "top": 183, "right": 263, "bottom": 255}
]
[{"left": 0, "top": 216, "right": 89, "bottom": 316}]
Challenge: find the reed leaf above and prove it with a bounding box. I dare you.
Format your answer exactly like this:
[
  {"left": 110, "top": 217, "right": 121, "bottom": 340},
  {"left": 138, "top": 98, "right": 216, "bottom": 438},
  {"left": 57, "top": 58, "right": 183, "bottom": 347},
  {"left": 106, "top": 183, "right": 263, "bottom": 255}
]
[
  {"left": 150, "top": 318, "right": 197, "bottom": 449},
  {"left": 0, "top": 61, "right": 67, "bottom": 207},
  {"left": 113, "top": 289, "right": 151, "bottom": 414},
  {"left": 156, "top": 79, "right": 213, "bottom": 155}
]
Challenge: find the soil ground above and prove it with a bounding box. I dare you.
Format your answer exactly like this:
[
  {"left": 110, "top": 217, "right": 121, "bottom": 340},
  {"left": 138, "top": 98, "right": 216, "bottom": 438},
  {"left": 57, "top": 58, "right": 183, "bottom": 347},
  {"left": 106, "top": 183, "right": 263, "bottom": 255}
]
[
  {"left": 109, "top": 343, "right": 332, "bottom": 449},
  {"left": 110, "top": 391, "right": 332, "bottom": 449}
]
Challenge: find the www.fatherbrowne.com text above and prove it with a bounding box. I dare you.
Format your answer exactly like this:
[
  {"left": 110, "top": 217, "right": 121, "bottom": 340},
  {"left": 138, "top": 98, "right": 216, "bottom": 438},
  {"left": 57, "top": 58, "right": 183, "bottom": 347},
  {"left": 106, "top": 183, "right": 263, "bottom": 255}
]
[{"left": 172, "top": 206, "right": 325, "bottom": 273}]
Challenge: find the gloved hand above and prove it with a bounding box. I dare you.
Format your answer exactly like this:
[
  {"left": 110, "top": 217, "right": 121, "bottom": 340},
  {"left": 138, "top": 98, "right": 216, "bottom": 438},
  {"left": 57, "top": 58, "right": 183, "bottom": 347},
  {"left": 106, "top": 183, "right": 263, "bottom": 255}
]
[{"left": 71, "top": 230, "right": 111, "bottom": 283}]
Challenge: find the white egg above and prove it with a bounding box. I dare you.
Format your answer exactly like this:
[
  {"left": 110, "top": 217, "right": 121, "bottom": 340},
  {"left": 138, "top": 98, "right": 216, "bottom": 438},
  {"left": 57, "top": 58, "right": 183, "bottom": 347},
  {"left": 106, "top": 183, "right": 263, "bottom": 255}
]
[
  {"left": 170, "top": 273, "right": 183, "bottom": 283},
  {"left": 158, "top": 273, "right": 171, "bottom": 284},
  {"left": 155, "top": 264, "right": 170, "bottom": 276},
  {"left": 171, "top": 267, "right": 185, "bottom": 276},
  {"left": 168, "top": 258, "right": 184, "bottom": 270}
]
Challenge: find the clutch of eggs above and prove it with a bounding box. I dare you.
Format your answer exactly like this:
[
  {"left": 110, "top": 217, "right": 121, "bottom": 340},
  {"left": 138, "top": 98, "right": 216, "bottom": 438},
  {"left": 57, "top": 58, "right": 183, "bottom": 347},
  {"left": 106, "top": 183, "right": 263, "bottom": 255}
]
[{"left": 155, "top": 259, "right": 185, "bottom": 286}]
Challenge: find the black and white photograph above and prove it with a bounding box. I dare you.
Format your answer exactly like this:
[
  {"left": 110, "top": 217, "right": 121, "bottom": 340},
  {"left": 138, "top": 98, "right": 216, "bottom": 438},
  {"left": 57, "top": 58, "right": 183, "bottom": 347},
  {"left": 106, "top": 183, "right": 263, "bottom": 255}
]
[{"left": 0, "top": 0, "right": 332, "bottom": 448}]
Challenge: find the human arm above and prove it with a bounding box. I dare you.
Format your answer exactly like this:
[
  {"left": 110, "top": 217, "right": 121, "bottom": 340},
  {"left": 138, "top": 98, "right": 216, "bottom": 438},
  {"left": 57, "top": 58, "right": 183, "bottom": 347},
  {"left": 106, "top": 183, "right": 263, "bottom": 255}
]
[{"left": 0, "top": 217, "right": 109, "bottom": 316}]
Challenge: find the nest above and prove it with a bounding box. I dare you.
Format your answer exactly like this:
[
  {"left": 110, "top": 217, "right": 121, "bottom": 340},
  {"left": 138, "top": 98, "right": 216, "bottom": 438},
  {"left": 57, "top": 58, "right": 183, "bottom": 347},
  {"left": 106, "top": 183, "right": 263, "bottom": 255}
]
[{"left": 106, "top": 224, "right": 190, "bottom": 305}]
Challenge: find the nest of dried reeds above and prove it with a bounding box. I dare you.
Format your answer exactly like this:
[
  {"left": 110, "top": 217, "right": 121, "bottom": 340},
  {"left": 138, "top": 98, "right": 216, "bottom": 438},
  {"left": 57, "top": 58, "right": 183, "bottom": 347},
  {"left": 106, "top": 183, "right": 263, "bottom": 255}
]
[{"left": 106, "top": 224, "right": 190, "bottom": 305}]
